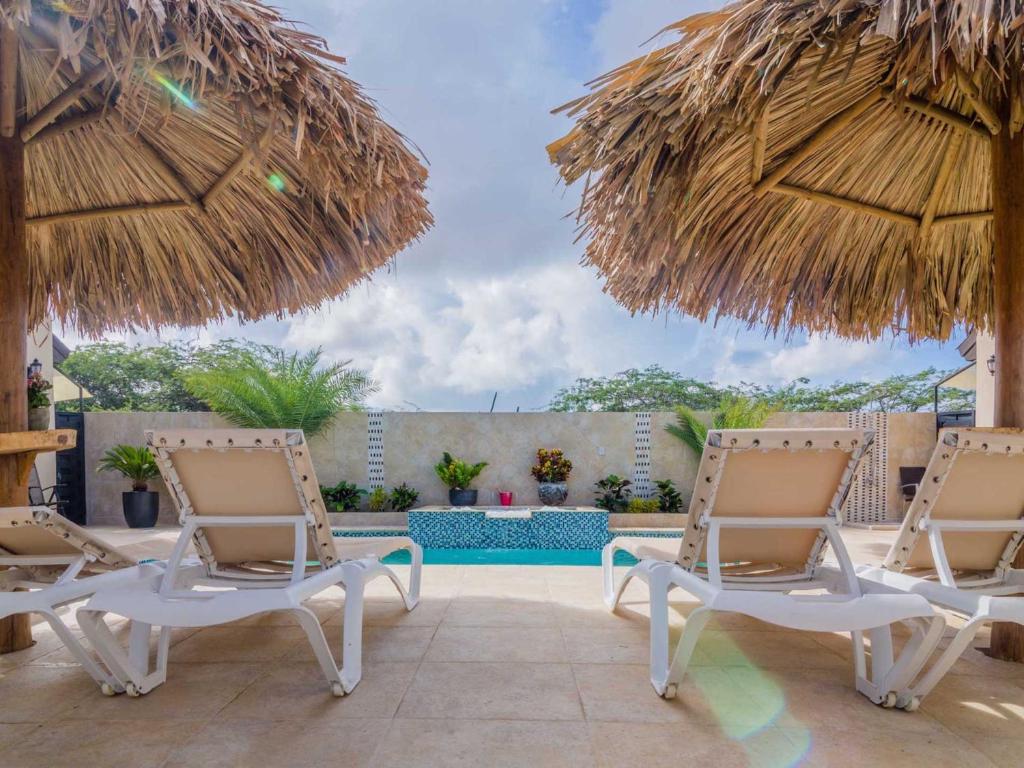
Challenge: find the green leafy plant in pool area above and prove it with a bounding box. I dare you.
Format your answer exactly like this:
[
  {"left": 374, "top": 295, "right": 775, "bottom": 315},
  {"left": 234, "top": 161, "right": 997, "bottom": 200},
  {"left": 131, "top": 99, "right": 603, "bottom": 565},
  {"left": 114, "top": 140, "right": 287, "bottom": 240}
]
[
  {"left": 627, "top": 497, "right": 660, "bottom": 514},
  {"left": 367, "top": 487, "right": 389, "bottom": 513},
  {"left": 654, "top": 479, "right": 684, "bottom": 513},
  {"left": 667, "top": 395, "right": 775, "bottom": 457},
  {"left": 321, "top": 480, "right": 367, "bottom": 512},
  {"left": 389, "top": 482, "right": 420, "bottom": 512},
  {"left": 97, "top": 445, "right": 160, "bottom": 491},
  {"left": 594, "top": 474, "right": 631, "bottom": 513},
  {"left": 434, "top": 452, "right": 488, "bottom": 490}
]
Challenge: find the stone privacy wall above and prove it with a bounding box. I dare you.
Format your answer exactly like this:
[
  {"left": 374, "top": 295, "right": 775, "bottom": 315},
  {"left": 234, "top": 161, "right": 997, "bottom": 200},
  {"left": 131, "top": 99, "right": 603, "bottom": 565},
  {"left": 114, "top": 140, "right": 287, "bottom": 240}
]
[{"left": 83, "top": 410, "right": 936, "bottom": 526}]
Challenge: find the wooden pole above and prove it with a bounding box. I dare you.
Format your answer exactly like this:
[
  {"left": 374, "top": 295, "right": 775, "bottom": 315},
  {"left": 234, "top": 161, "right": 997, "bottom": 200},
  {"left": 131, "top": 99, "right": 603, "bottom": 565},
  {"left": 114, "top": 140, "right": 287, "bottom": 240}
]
[
  {"left": 987, "top": 108, "right": 1024, "bottom": 662},
  {"left": 0, "top": 23, "right": 33, "bottom": 653}
]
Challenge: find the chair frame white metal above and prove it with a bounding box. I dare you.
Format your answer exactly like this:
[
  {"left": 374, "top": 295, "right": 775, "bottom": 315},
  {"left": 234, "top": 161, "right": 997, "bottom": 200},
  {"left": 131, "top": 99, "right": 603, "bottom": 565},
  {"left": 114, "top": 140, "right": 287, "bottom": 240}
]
[
  {"left": 0, "top": 506, "right": 164, "bottom": 691},
  {"left": 858, "top": 428, "right": 1024, "bottom": 709},
  {"left": 602, "top": 428, "right": 944, "bottom": 705},
  {"left": 77, "top": 429, "right": 421, "bottom": 698}
]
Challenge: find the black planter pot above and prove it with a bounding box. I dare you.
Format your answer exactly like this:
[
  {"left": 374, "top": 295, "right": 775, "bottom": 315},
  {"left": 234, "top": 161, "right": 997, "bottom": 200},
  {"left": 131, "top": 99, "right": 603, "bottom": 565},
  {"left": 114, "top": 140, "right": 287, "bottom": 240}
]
[
  {"left": 449, "top": 488, "right": 478, "bottom": 506},
  {"left": 122, "top": 490, "right": 159, "bottom": 528}
]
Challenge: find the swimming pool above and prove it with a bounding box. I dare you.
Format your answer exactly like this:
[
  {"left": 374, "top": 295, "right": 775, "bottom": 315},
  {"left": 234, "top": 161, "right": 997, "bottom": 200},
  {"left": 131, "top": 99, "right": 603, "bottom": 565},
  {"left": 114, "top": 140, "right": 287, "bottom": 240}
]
[{"left": 333, "top": 528, "right": 680, "bottom": 566}]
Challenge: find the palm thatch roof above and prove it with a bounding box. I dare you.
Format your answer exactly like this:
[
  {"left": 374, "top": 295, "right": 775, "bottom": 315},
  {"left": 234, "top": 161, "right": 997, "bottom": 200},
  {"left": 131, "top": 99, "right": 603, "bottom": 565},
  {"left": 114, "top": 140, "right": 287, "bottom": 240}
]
[
  {"left": 548, "top": 0, "right": 1024, "bottom": 341},
  {"left": 5, "top": 0, "right": 430, "bottom": 334}
]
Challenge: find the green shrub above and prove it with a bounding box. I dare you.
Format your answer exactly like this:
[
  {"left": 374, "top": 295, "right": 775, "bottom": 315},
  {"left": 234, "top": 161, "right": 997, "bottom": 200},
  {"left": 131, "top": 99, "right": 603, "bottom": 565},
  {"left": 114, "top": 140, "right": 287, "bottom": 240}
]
[
  {"left": 321, "top": 481, "right": 367, "bottom": 512},
  {"left": 97, "top": 445, "right": 160, "bottom": 491},
  {"left": 654, "top": 479, "right": 684, "bottom": 513},
  {"left": 367, "top": 487, "right": 389, "bottom": 513},
  {"left": 434, "top": 452, "right": 488, "bottom": 490},
  {"left": 594, "top": 474, "right": 631, "bottom": 513},
  {"left": 626, "top": 497, "right": 660, "bottom": 514},
  {"left": 389, "top": 483, "right": 420, "bottom": 512}
]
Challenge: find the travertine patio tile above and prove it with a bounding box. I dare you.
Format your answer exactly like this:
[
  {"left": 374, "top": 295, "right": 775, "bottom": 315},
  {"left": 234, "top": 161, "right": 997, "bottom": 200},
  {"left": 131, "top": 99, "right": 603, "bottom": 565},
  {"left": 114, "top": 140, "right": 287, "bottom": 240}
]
[
  {"left": 170, "top": 626, "right": 309, "bottom": 663},
  {"left": 57, "top": 662, "right": 265, "bottom": 721},
  {"left": 163, "top": 718, "right": 392, "bottom": 768},
  {"left": 441, "top": 598, "right": 558, "bottom": 627},
  {"left": 958, "top": 735, "right": 1024, "bottom": 768},
  {"left": 0, "top": 723, "right": 42, "bottom": 750},
  {"left": 397, "top": 662, "right": 583, "bottom": 720},
  {"left": 0, "top": 664, "right": 96, "bottom": 722},
  {"left": 425, "top": 626, "right": 566, "bottom": 663},
  {"left": 784, "top": 727, "right": 998, "bottom": 768},
  {"left": 588, "top": 721, "right": 806, "bottom": 768},
  {"left": 216, "top": 661, "right": 417, "bottom": 721},
  {"left": 372, "top": 719, "right": 594, "bottom": 767},
  {"left": 348, "top": 625, "right": 437, "bottom": 663},
  {"left": 339, "top": 596, "right": 450, "bottom": 627},
  {"left": 561, "top": 626, "right": 668, "bottom": 665},
  {"left": 920, "top": 673, "right": 1024, "bottom": 738},
  {"left": 0, "top": 718, "right": 189, "bottom": 768},
  {"left": 696, "top": 630, "right": 848, "bottom": 670}
]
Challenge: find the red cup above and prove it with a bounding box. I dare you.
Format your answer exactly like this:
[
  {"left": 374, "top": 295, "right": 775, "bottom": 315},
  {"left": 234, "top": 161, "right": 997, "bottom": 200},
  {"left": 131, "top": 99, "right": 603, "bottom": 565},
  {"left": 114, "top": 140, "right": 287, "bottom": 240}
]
[{"left": 498, "top": 491, "right": 513, "bottom": 506}]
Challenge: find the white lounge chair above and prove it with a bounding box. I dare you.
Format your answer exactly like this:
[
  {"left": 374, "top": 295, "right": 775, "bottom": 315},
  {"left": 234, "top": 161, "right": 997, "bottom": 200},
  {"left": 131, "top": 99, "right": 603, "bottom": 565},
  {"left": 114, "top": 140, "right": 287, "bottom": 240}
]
[
  {"left": 0, "top": 506, "right": 163, "bottom": 692},
  {"left": 602, "top": 428, "right": 943, "bottom": 705},
  {"left": 78, "top": 429, "right": 421, "bottom": 697},
  {"left": 858, "top": 427, "right": 1024, "bottom": 709}
]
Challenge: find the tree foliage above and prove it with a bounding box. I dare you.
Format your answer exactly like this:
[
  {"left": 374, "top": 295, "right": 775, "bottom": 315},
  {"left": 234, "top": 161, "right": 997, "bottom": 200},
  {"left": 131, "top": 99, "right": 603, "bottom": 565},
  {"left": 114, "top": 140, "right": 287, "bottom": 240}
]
[
  {"left": 549, "top": 365, "right": 973, "bottom": 414},
  {"left": 182, "top": 346, "right": 377, "bottom": 436}
]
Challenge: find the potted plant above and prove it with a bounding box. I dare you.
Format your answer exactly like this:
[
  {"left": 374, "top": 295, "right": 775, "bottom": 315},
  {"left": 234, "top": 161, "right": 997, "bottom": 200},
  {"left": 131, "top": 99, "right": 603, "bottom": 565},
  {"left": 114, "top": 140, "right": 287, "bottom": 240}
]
[
  {"left": 531, "top": 448, "right": 573, "bottom": 506},
  {"left": 320, "top": 481, "right": 367, "bottom": 512},
  {"left": 26, "top": 371, "right": 52, "bottom": 431},
  {"left": 367, "top": 487, "right": 389, "bottom": 512},
  {"left": 389, "top": 482, "right": 420, "bottom": 512},
  {"left": 434, "top": 452, "right": 488, "bottom": 506},
  {"left": 97, "top": 445, "right": 161, "bottom": 528},
  {"left": 594, "top": 474, "right": 631, "bottom": 513}
]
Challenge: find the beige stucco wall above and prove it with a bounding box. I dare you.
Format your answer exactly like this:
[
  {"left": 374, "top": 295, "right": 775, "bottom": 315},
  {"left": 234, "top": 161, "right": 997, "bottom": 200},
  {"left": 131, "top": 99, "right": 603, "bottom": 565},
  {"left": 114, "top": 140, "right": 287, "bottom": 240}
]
[{"left": 83, "top": 410, "right": 939, "bottom": 525}]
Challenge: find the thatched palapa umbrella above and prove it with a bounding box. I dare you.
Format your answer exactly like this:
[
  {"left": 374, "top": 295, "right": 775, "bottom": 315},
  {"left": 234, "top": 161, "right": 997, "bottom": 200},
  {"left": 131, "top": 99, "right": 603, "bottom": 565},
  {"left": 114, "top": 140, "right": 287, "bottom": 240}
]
[
  {"left": 550, "top": 0, "right": 1024, "bottom": 659},
  {"left": 0, "top": 1, "right": 429, "bottom": 648}
]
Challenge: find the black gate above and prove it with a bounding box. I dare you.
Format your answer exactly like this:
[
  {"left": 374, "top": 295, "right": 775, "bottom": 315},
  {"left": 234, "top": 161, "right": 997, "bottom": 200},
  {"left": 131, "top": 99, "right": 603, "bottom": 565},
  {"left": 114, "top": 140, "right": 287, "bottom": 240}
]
[{"left": 55, "top": 411, "right": 86, "bottom": 525}]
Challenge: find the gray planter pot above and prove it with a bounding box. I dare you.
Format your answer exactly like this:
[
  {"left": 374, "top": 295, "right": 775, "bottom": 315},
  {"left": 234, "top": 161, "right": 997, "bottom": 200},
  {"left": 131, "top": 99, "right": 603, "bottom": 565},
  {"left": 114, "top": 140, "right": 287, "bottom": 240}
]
[
  {"left": 537, "top": 482, "right": 568, "bottom": 506},
  {"left": 448, "top": 489, "right": 478, "bottom": 506},
  {"left": 27, "top": 407, "right": 49, "bottom": 431},
  {"left": 122, "top": 490, "right": 159, "bottom": 528}
]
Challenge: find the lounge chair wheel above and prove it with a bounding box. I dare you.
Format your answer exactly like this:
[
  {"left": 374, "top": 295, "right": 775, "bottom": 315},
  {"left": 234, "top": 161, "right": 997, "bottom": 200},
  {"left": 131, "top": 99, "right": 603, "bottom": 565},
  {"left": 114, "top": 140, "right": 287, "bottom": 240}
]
[
  {"left": 125, "top": 683, "right": 141, "bottom": 698},
  {"left": 100, "top": 683, "right": 117, "bottom": 697},
  {"left": 330, "top": 682, "right": 345, "bottom": 698},
  {"left": 881, "top": 692, "right": 897, "bottom": 708},
  {"left": 662, "top": 683, "right": 678, "bottom": 700},
  {"left": 904, "top": 697, "right": 921, "bottom": 712}
]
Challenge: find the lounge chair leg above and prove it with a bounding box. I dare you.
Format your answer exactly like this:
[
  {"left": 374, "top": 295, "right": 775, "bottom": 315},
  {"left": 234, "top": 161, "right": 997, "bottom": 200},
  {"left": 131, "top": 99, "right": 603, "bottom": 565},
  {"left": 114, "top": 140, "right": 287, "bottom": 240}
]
[
  {"left": 898, "top": 614, "right": 988, "bottom": 707},
  {"left": 855, "top": 616, "right": 945, "bottom": 707},
  {"left": 610, "top": 562, "right": 646, "bottom": 613},
  {"left": 40, "top": 611, "right": 119, "bottom": 691},
  {"left": 77, "top": 610, "right": 166, "bottom": 696},
  {"left": 647, "top": 564, "right": 675, "bottom": 697},
  {"left": 601, "top": 543, "right": 617, "bottom": 607},
  {"left": 406, "top": 543, "right": 422, "bottom": 609},
  {"left": 665, "top": 605, "right": 713, "bottom": 698},
  {"left": 290, "top": 606, "right": 355, "bottom": 696}
]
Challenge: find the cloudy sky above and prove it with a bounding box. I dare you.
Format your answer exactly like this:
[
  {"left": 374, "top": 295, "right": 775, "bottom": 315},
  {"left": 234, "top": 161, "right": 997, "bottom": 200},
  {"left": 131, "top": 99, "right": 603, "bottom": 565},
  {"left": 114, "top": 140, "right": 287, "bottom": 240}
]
[{"left": 64, "top": 0, "right": 966, "bottom": 411}]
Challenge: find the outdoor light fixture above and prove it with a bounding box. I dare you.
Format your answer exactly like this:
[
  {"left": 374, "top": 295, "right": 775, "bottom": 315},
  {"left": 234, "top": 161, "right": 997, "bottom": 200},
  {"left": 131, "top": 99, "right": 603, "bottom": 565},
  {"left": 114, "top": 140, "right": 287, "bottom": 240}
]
[
  {"left": 987, "top": 355, "right": 996, "bottom": 376},
  {"left": 26, "top": 358, "right": 42, "bottom": 378}
]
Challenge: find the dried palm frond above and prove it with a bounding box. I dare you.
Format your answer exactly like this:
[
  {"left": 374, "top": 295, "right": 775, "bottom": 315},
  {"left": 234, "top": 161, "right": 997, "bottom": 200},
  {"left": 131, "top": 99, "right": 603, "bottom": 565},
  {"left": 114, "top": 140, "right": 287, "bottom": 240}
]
[
  {"left": 548, "top": 0, "right": 1024, "bottom": 341},
  {"left": 5, "top": 1, "right": 431, "bottom": 334}
]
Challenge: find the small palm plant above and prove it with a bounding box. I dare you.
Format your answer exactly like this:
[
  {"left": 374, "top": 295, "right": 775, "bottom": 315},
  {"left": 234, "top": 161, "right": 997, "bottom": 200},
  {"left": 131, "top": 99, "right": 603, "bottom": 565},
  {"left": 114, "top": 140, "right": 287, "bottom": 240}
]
[
  {"left": 667, "top": 395, "right": 775, "bottom": 458},
  {"left": 184, "top": 346, "right": 377, "bottom": 438},
  {"left": 97, "top": 445, "right": 160, "bottom": 491},
  {"left": 434, "top": 452, "right": 488, "bottom": 490}
]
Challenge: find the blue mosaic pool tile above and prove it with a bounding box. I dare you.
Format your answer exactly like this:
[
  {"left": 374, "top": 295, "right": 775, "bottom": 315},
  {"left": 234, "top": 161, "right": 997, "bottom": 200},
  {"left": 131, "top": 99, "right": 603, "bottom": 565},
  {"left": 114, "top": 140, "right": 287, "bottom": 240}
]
[{"left": 407, "top": 509, "right": 610, "bottom": 550}]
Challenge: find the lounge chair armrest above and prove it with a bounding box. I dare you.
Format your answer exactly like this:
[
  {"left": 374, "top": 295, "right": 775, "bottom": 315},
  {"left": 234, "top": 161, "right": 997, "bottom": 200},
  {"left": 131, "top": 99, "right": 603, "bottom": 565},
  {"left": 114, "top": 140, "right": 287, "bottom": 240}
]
[{"left": 921, "top": 519, "right": 1024, "bottom": 532}]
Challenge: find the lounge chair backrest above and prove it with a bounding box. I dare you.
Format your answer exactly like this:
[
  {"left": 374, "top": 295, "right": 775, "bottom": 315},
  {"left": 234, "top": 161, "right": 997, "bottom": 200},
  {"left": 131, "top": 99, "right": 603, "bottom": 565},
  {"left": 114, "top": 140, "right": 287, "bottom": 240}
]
[
  {"left": 677, "top": 428, "right": 872, "bottom": 571},
  {"left": 147, "top": 429, "right": 338, "bottom": 570},
  {"left": 886, "top": 428, "right": 1024, "bottom": 574},
  {"left": 0, "top": 506, "right": 136, "bottom": 570}
]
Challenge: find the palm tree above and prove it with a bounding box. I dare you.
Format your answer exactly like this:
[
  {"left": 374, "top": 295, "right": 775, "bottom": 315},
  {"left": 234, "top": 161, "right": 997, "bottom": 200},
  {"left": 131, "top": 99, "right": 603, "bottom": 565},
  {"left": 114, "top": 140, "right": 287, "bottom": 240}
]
[
  {"left": 667, "top": 395, "right": 775, "bottom": 457},
  {"left": 184, "top": 346, "right": 378, "bottom": 437}
]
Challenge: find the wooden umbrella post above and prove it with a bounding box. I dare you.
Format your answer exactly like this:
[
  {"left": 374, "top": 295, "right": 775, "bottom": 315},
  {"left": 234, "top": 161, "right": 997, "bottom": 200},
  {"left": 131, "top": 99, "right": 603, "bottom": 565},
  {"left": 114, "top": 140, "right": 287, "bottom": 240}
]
[
  {"left": 987, "top": 109, "right": 1024, "bottom": 662},
  {"left": 0, "top": 22, "right": 32, "bottom": 654}
]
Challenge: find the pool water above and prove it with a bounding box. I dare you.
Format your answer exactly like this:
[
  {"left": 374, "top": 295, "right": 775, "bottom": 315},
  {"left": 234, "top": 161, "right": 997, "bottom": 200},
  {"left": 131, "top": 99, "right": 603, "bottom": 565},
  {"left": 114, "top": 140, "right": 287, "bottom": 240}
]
[{"left": 378, "top": 548, "right": 640, "bottom": 566}]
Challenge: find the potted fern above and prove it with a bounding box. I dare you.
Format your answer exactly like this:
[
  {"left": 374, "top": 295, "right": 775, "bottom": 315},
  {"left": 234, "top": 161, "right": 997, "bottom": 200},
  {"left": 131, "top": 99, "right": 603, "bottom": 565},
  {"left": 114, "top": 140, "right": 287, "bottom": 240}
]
[
  {"left": 435, "top": 452, "right": 488, "bottom": 506},
  {"left": 97, "top": 445, "right": 161, "bottom": 528}
]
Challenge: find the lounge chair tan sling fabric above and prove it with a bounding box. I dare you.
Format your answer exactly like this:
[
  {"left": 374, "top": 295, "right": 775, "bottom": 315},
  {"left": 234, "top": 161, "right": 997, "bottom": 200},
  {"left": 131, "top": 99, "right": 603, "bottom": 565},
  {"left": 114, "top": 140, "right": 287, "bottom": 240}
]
[
  {"left": 886, "top": 428, "right": 1024, "bottom": 576},
  {"left": 0, "top": 506, "right": 136, "bottom": 570},
  {"left": 148, "top": 429, "right": 340, "bottom": 570}
]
